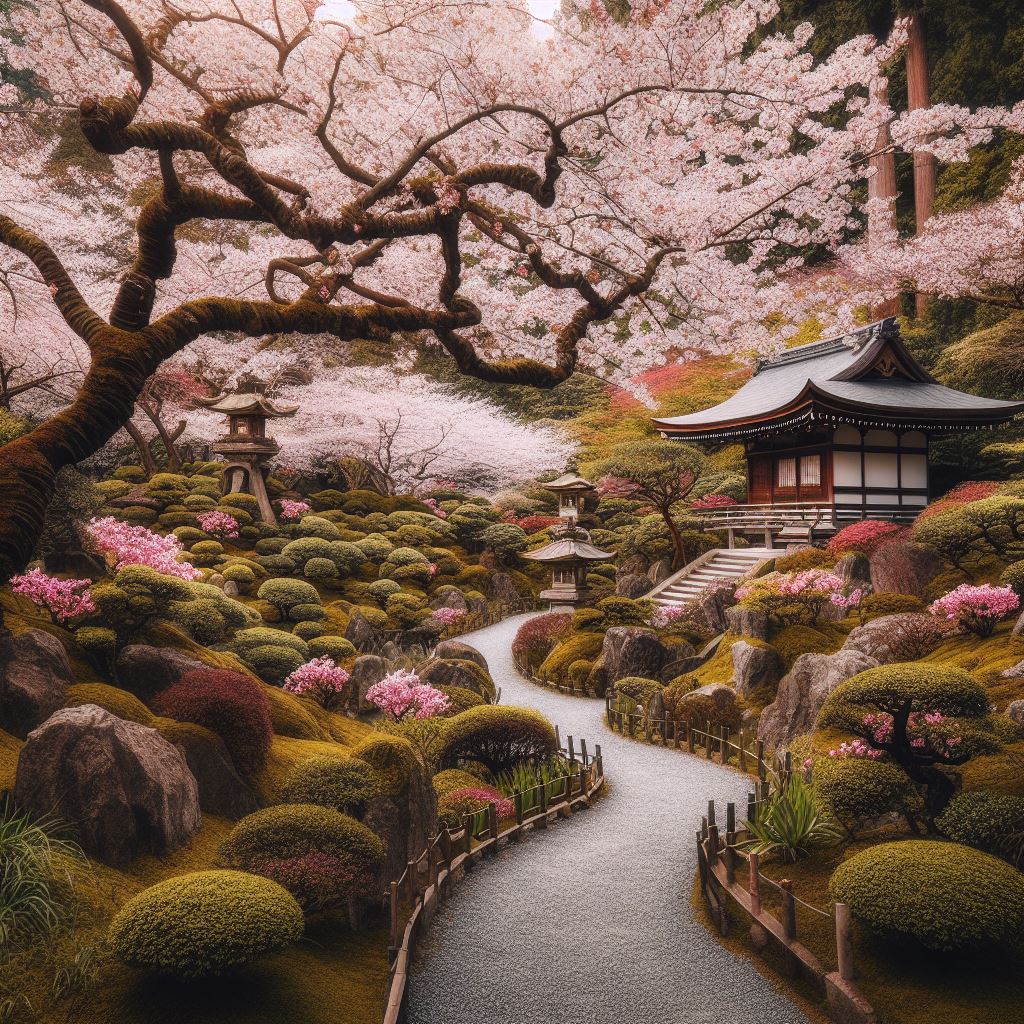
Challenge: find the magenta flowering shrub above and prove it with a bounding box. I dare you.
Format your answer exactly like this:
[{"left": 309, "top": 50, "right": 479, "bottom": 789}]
[
  {"left": 10, "top": 568, "right": 96, "bottom": 623},
  {"left": 437, "top": 785, "right": 515, "bottom": 829},
  {"left": 649, "top": 604, "right": 688, "bottom": 629},
  {"left": 196, "top": 510, "right": 240, "bottom": 539},
  {"left": 432, "top": 607, "right": 466, "bottom": 628},
  {"left": 826, "top": 519, "right": 904, "bottom": 556},
  {"left": 863, "top": 710, "right": 964, "bottom": 760},
  {"left": 278, "top": 499, "right": 312, "bottom": 521},
  {"left": 828, "top": 738, "right": 883, "bottom": 760},
  {"left": 422, "top": 498, "right": 448, "bottom": 519},
  {"left": 283, "top": 657, "right": 351, "bottom": 710},
  {"left": 691, "top": 493, "right": 736, "bottom": 509},
  {"left": 86, "top": 516, "right": 200, "bottom": 580},
  {"left": 929, "top": 583, "right": 1019, "bottom": 637},
  {"left": 366, "top": 670, "right": 452, "bottom": 721}
]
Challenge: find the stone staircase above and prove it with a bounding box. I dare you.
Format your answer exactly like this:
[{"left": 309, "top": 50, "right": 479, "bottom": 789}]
[{"left": 647, "top": 547, "right": 777, "bottom": 608}]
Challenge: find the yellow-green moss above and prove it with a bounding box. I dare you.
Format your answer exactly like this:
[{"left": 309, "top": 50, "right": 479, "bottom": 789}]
[
  {"left": 66, "top": 683, "right": 154, "bottom": 725},
  {"left": 254, "top": 736, "right": 353, "bottom": 805},
  {"left": 772, "top": 623, "right": 844, "bottom": 668},
  {"left": 261, "top": 685, "right": 327, "bottom": 741},
  {"left": 538, "top": 632, "right": 604, "bottom": 683},
  {"left": 0, "top": 726, "right": 22, "bottom": 791}
]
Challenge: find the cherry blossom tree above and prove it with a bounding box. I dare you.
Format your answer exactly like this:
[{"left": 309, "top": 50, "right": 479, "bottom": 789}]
[{"left": 0, "top": 0, "right": 1005, "bottom": 578}]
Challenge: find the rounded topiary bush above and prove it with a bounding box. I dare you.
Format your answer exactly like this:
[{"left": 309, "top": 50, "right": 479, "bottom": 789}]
[
  {"left": 153, "top": 668, "right": 273, "bottom": 774},
  {"left": 438, "top": 705, "right": 558, "bottom": 778},
  {"left": 222, "top": 563, "right": 257, "bottom": 590},
  {"left": 293, "top": 515, "right": 341, "bottom": 540},
  {"left": 218, "top": 805, "right": 384, "bottom": 913},
  {"left": 109, "top": 870, "right": 304, "bottom": 977},
  {"left": 813, "top": 756, "right": 920, "bottom": 831},
  {"left": 612, "top": 676, "right": 665, "bottom": 704},
  {"left": 293, "top": 620, "right": 325, "bottom": 641},
  {"left": 281, "top": 755, "right": 378, "bottom": 815},
  {"left": 999, "top": 559, "right": 1024, "bottom": 599},
  {"left": 244, "top": 644, "right": 307, "bottom": 685},
  {"left": 257, "top": 578, "right": 321, "bottom": 615},
  {"left": 303, "top": 556, "right": 339, "bottom": 582},
  {"left": 511, "top": 612, "right": 573, "bottom": 673},
  {"left": 219, "top": 492, "right": 262, "bottom": 517},
  {"left": 936, "top": 790, "right": 1024, "bottom": 857},
  {"left": 829, "top": 839, "right": 1024, "bottom": 952},
  {"left": 256, "top": 536, "right": 290, "bottom": 555},
  {"left": 307, "top": 635, "right": 356, "bottom": 661}
]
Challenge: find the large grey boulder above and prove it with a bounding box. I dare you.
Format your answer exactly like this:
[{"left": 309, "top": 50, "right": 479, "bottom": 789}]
[
  {"left": 489, "top": 572, "right": 520, "bottom": 605},
  {"left": 430, "top": 588, "right": 469, "bottom": 613},
  {"left": 725, "top": 604, "right": 771, "bottom": 642},
  {"left": 433, "top": 639, "right": 488, "bottom": 673},
  {"left": 349, "top": 654, "right": 388, "bottom": 711},
  {"left": 14, "top": 704, "right": 201, "bottom": 865},
  {"left": 115, "top": 645, "right": 206, "bottom": 702},
  {"left": 589, "top": 627, "right": 667, "bottom": 691},
  {"left": 647, "top": 558, "right": 672, "bottom": 586},
  {"left": 616, "top": 574, "right": 651, "bottom": 599},
  {"left": 0, "top": 629, "right": 71, "bottom": 739},
  {"left": 757, "top": 650, "right": 878, "bottom": 750},
  {"left": 731, "top": 641, "right": 783, "bottom": 698},
  {"left": 418, "top": 658, "right": 493, "bottom": 698},
  {"left": 843, "top": 613, "right": 949, "bottom": 665},
  {"left": 694, "top": 584, "right": 736, "bottom": 634},
  {"left": 833, "top": 552, "right": 871, "bottom": 587},
  {"left": 344, "top": 611, "right": 378, "bottom": 651},
  {"left": 160, "top": 721, "right": 258, "bottom": 819}
]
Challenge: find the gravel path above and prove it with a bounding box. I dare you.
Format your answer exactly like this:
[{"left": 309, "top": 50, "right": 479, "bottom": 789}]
[{"left": 407, "top": 613, "right": 810, "bottom": 1024}]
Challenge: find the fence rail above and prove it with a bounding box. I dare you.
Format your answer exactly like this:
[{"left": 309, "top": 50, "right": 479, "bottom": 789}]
[
  {"left": 381, "top": 735, "right": 605, "bottom": 1024},
  {"left": 696, "top": 801, "right": 876, "bottom": 1024}
]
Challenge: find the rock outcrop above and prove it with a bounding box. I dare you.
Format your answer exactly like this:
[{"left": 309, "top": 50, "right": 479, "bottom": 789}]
[
  {"left": 115, "top": 645, "right": 206, "bottom": 702},
  {"left": 842, "top": 613, "right": 949, "bottom": 665},
  {"left": 349, "top": 654, "right": 388, "bottom": 711},
  {"left": 589, "top": 627, "right": 667, "bottom": 691},
  {"left": 757, "top": 650, "right": 878, "bottom": 750},
  {"left": 725, "top": 605, "right": 770, "bottom": 642},
  {"left": 433, "top": 639, "right": 488, "bottom": 673},
  {"left": 14, "top": 705, "right": 201, "bottom": 865},
  {"left": 0, "top": 630, "right": 71, "bottom": 739},
  {"left": 731, "top": 641, "right": 783, "bottom": 698},
  {"left": 616, "top": 574, "right": 651, "bottom": 599}
]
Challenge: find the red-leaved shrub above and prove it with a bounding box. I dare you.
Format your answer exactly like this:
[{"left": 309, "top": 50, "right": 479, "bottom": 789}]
[
  {"left": 511, "top": 612, "right": 572, "bottom": 673},
  {"left": 153, "top": 668, "right": 273, "bottom": 774},
  {"left": 515, "top": 515, "right": 563, "bottom": 534},
  {"left": 916, "top": 481, "right": 1002, "bottom": 521},
  {"left": 827, "top": 519, "right": 905, "bottom": 556}
]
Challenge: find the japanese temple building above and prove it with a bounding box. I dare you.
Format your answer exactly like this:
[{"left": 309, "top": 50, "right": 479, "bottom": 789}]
[
  {"left": 200, "top": 377, "right": 298, "bottom": 525},
  {"left": 653, "top": 318, "right": 1024, "bottom": 525}
]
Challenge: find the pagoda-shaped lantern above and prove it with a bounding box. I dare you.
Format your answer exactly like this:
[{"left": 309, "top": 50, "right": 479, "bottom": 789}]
[
  {"left": 545, "top": 472, "right": 599, "bottom": 519},
  {"left": 523, "top": 519, "right": 614, "bottom": 608},
  {"left": 199, "top": 374, "right": 298, "bottom": 525}
]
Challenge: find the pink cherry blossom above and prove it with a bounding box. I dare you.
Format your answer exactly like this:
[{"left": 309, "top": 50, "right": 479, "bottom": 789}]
[
  {"left": 283, "top": 657, "right": 350, "bottom": 710},
  {"left": 86, "top": 517, "right": 201, "bottom": 580},
  {"left": 10, "top": 568, "right": 95, "bottom": 623},
  {"left": 196, "top": 510, "right": 240, "bottom": 539},
  {"left": 432, "top": 607, "right": 467, "bottom": 627},
  {"left": 929, "top": 584, "right": 1019, "bottom": 638},
  {"left": 366, "top": 670, "right": 451, "bottom": 721},
  {"left": 278, "top": 499, "right": 313, "bottom": 521}
]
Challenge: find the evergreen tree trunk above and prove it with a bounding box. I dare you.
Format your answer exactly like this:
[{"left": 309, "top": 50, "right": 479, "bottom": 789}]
[
  {"left": 907, "top": 10, "right": 935, "bottom": 318},
  {"left": 868, "top": 79, "right": 901, "bottom": 320}
]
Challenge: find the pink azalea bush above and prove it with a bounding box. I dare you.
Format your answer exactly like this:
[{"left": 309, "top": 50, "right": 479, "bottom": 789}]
[
  {"left": 691, "top": 493, "right": 736, "bottom": 509},
  {"left": 432, "top": 607, "right": 467, "bottom": 628},
  {"left": 929, "top": 583, "right": 1019, "bottom": 638},
  {"left": 196, "top": 509, "right": 240, "bottom": 539},
  {"left": 422, "top": 497, "right": 448, "bottom": 519},
  {"left": 366, "top": 670, "right": 451, "bottom": 721},
  {"left": 736, "top": 569, "right": 863, "bottom": 625},
  {"left": 827, "top": 738, "right": 884, "bottom": 760},
  {"left": 863, "top": 710, "right": 963, "bottom": 759},
  {"left": 10, "top": 568, "right": 96, "bottom": 623},
  {"left": 86, "top": 516, "right": 200, "bottom": 580},
  {"left": 283, "top": 657, "right": 351, "bottom": 710},
  {"left": 826, "top": 519, "right": 904, "bottom": 556},
  {"left": 278, "top": 499, "right": 312, "bottom": 521}
]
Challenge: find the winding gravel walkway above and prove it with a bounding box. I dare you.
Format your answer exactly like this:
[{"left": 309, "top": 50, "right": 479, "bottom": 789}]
[{"left": 407, "top": 613, "right": 810, "bottom": 1024}]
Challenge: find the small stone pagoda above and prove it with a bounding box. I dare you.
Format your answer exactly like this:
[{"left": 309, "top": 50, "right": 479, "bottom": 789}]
[
  {"left": 545, "top": 472, "right": 599, "bottom": 519},
  {"left": 199, "top": 375, "right": 298, "bottom": 525},
  {"left": 524, "top": 519, "right": 614, "bottom": 608}
]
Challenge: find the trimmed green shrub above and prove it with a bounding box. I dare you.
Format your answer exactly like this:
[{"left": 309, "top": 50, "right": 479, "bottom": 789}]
[
  {"left": 438, "top": 706, "right": 558, "bottom": 778},
  {"left": 166, "top": 599, "right": 229, "bottom": 644},
  {"left": 113, "top": 465, "right": 147, "bottom": 483},
  {"left": 352, "top": 734, "right": 419, "bottom": 796},
  {"left": 936, "top": 790, "right": 1024, "bottom": 859},
  {"left": 356, "top": 534, "right": 394, "bottom": 561},
  {"left": 222, "top": 564, "right": 257, "bottom": 589},
  {"left": 293, "top": 515, "right": 342, "bottom": 540},
  {"left": 257, "top": 578, "right": 321, "bottom": 614},
  {"left": 999, "top": 559, "right": 1024, "bottom": 599},
  {"left": 813, "top": 757, "right": 921, "bottom": 832},
  {"left": 859, "top": 592, "right": 925, "bottom": 619},
  {"left": 109, "top": 870, "right": 304, "bottom": 977},
  {"left": 173, "top": 526, "right": 207, "bottom": 548},
  {"left": 255, "top": 553, "right": 297, "bottom": 574},
  {"left": 302, "top": 557, "right": 338, "bottom": 582},
  {"left": 282, "top": 537, "right": 335, "bottom": 565},
  {"left": 382, "top": 546, "right": 429, "bottom": 567},
  {"left": 612, "top": 676, "right": 664, "bottom": 704},
  {"left": 595, "top": 596, "right": 650, "bottom": 628},
  {"left": 367, "top": 579, "right": 403, "bottom": 605},
  {"left": 293, "top": 621, "right": 325, "bottom": 641},
  {"left": 307, "top": 636, "right": 357, "bottom": 661},
  {"left": 232, "top": 627, "right": 309, "bottom": 655},
  {"left": 219, "top": 492, "right": 261, "bottom": 517},
  {"left": 435, "top": 685, "right": 486, "bottom": 714},
  {"left": 538, "top": 632, "right": 604, "bottom": 684},
  {"left": 829, "top": 840, "right": 1024, "bottom": 952},
  {"left": 432, "top": 767, "right": 484, "bottom": 799},
  {"left": 281, "top": 756, "right": 378, "bottom": 816},
  {"left": 256, "top": 536, "right": 290, "bottom": 555},
  {"left": 73, "top": 626, "right": 118, "bottom": 660},
  {"left": 243, "top": 644, "right": 306, "bottom": 685},
  {"left": 288, "top": 602, "right": 326, "bottom": 623}
]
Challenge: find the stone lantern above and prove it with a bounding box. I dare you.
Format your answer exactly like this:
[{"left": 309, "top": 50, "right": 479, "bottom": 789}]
[
  {"left": 523, "top": 519, "right": 614, "bottom": 608},
  {"left": 199, "top": 375, "right": 297, "bottom": 524},
  {"left": 544, "top": 472, "right": 599, "bottom": 519}
]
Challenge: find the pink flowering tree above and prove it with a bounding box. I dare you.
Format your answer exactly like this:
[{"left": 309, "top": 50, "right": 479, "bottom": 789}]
[
  {"left": 736, "top": 569, "right": 863, "bottom": 627},
  {"left": 85, "top": 517, "right": 201, "bottom": 581},
  {"left": 431, "top": 607, "right": 467, "bottom": 631},
  {"left": 929, "top": 583, "right": 1020, "bottom": 638},
  {"left": 10, "top": 567, "right": 95, "bottom": 624},
  {"left": 195, "top": 510, "right": 240, "bottom": 540},
  {"left": 826, "top": 519, "right": 904, "bottom": 557},
  {"left": 366, "top": 670, "right": 451, "bottom": 722},
  {"left": 0, "top": 0, "right": 995, "bottom": 581},
  {"left": 691, "top": 494, "right": 737, "bottom": 510},
  {"left": 818, "top": 664, "right": 992, "bottom": 825},
  {"left": 278, "top": 499, "right": 312, "bottom": 522},
  {"left": 283, "top": 657, "right": 350, "bottom": 711}
]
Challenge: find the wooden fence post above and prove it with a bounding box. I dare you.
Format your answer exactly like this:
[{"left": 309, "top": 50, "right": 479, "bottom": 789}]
[
  {"left": 567, "top": 735, "right": 576, "bottom": 762},
  {"left": 555, "top": 724, "right": 561, "bottom": 748},
  {"left": 707, "top": 800, "right": 716, "bottom": 828},
  {"left": 724, "top": 833, "right": 736, "bottom": 886},
  {"left": 780, "top": 879, "right": 796, "bottom": 941},
  {"left": 605, "top": 695, "right": 613, "bottom": 728},
  {"left": 687, "top": 723, "right": 695, "bottom": 754},
  {"left": 722, "top": 726, "right": 731, "bottom": 765},
  {"left": 835, "top": 903, "right": 854, "bottom": 982},
  {"left": 487, "top": 802, "right": 498, "bottom": 847},
  {"left": 514, "top": 791, "right": 524, "bottom": 827},
  {"left": 537, "top": 785, "right": 548, "bottom": 829},
  {"left": 704, "top": 722, "right": 713, "bottom": 760},
  {"left": 746, "top": 791, "right": 757, "bottom": 827},
  {"left": 707, "top": 824, "right": 720, "bottom": 867},
  {"left": 389, "top": 880, "right": 399, "bottom": 952},
  {"left": 748, "top": 852, "right": 762, "bottom": 915},
  {"left": 756, "top": 741, "right": 766, "bottom": 780},
  {"left": 738, "top": 728, "right": 748, "bottom": 773},
  {"left": 580, "top": 738, "right": 588, "bottom": 765},
  {"left": 726, "top": 802, "right": 736, "bottom": 834}
]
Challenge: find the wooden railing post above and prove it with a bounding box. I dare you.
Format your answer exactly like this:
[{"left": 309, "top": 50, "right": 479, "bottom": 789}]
[
  {"left": 726, "top": 802, "right": 736, "bottom": 834},
  {"left": 722, "top": 726, "right": 731, "bottom": 765},
  {"left": 405, "top": 860, "right": 416, "bottom": 905},
  {"left": 580, "top": 737, "right": 588, "bottom": 765},
  {"left": 704, "top": 722, "right": 713, "bottom": 760},
  {"left": 605, "top": 695, "right": 613, "bottom": 727},
  {"left": 487, "top": 802, "right": 498, "bottom": 847},
  {"left": 756, "top": 741, "right": 767, "bottom": 780},
  {"left": 537, "top": 785, "right": 548, "bottom": 829},
  {"left": 835, "top": 903, "right": 854, "bottom": 982},
  {"left": 514, "top": 791, "right": 524, "bottom": 827},
  {"left": 687, "top": 722, "right": 695, "bottom": 754},
  {"left": 748, "top": 852, "right": 762, "bottom": 916},
  {"left": 780, "top": 879, "right": 796, "bottom": 941},
  {"left": 707, "top": 799, "right": 716, "bottom": 828},
  {"left": 389, "top": 880, "right": 399, "bottom": 952},
  {"left": 567, "top": 735, "right": 576, "bottom": 762},
  {"left": 738, "top": 728, "right": 748, "bottom": 773},
  {"left": 746, "top": 791, "right": 757, "bottom": 826},
  {"left": 707, "top": 824, "right": 720, "bottom": 867},
  {"left": 724, "top": 833, "right": 736, "bottom": 886}
]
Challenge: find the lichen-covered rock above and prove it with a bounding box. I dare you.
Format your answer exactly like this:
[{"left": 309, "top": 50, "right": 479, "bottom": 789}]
[
  {"left": 757, "top": 650, "right": 878, "bottom": 750},
  {"left": 344, "top": 611, "right": 377, "bottom": 651},
  {"left": 646, "top": 558, "right": 672, "bottom": 586},
  {"left": 843, "top": 613, "right": 949, "bottom": 665},
  {"left": 430, "top": 589, "right": 469, "bottom": 612},
  {"left": 115, "top": 645, "right": 206, "bottom": 702},
  {"left": 589, "top": 627, "right": 667, "bottom": 692},
  {"left": 694, "top": 584, "right": 736, "bottom": 634},
  {"left": 418, "top": 658, "right": 494, "bottom": 699},
  {"left": 349, "top": 654, "right": 387, "bottom": 711},
  {"left": 14, "top": 704, "right": 200, "bottom": 865},
  {"left": 0, "top": 629, "right": 71, "bottom": 739},
  {"left": 489, "top": 572, "right": 519, "bottom": 605},
  {"left": 1007, "top": 699, "right": 1024, "bottom": 725},
  {"left": 616, "top": 573, "right": 651, "bottom": 599},
  {"left": 833, "top": 552, "right": 871, "bottom": 587},
  {"left": 725, "top": 604, "right": 770, "bottom": 642},
  {"left": 433, "top": 639, "right": 488, "bottom": 673},
  {"left": 731, "top": 641, "right": 783, "bottom": 697}
]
